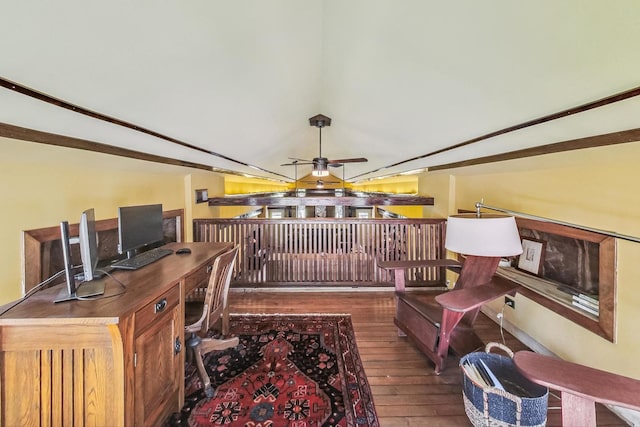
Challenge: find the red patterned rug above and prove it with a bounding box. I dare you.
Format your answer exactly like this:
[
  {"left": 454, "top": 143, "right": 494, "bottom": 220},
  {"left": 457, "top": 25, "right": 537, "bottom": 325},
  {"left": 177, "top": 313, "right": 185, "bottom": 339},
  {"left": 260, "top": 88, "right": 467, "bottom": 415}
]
[{"left": 167, "top": 314, "right": 379, "bottom": 426}]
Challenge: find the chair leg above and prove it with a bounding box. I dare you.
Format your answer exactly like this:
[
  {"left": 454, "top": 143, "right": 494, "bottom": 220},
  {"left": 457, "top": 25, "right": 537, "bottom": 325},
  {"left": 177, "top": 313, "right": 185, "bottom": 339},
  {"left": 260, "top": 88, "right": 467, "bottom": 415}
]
[
  {"left": 187, "top": 333, "right": 215, "bottom": 398},
  {"left": 187, "top": 333, "right": 239, "bottom": 399}
]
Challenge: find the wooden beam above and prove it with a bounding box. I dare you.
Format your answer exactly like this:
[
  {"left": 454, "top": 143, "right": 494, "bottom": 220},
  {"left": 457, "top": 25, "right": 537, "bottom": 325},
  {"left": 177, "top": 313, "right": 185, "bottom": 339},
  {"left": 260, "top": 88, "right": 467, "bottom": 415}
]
[
  {"left": 0, "top": 77, "right": 291, "bottom": 180},
  {"left": 0, "top": 122, "right": 214, "bottom": 171},
  {"left": 428, "top": 128, "right": 640, "bottom": 171},
  {"left": 350, "top": 85, "right": 640, "bottom": 180},
  {"left": 207, "top": 192, "right": 434, "bottom": 206}
]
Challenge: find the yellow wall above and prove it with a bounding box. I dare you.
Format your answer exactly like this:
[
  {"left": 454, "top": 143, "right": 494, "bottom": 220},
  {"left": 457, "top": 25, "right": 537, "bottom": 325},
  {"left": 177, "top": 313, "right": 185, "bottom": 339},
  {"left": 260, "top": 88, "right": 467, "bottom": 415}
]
[
  {"left": 419, "top": 172, "right": 455, "bottom": 219},
  {"left": 420, "top": 142, "right": 640, "bottom": 379},
  {"left": 184, "top": 172, "right": 225, "bottom": 240},
  {"left": 378, "top": 206, "right": 423, "bottom": 218},
  {"left": 351, "top": 175, "right": 418, "bottom": 194},
  {"left": 0, "top": 137, "right": 223, "bottom": 304},
  {"left": 224, "top": 175, "right": 290, "bottom": 194}
]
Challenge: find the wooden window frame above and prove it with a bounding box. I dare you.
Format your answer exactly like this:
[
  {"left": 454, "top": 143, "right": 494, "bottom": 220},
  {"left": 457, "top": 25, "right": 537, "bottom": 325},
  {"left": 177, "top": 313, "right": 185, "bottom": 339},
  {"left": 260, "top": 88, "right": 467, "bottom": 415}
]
[{"left": 504, "top": 217, "right": 616, "bottom": 342}]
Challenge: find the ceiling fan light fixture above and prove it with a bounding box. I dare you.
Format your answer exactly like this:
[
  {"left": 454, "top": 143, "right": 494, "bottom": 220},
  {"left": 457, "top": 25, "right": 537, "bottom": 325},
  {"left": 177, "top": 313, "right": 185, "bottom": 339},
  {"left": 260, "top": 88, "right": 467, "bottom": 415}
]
[{"left": 312, "top": 165, "right": 329, "bottom": 177}]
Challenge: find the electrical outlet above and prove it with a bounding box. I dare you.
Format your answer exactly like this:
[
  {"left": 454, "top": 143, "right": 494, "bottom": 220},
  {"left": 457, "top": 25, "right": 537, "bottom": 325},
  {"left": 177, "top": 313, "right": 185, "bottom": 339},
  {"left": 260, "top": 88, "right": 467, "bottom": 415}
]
[{"left": 505, "top": 296, "right": 515, "bottom": 309}]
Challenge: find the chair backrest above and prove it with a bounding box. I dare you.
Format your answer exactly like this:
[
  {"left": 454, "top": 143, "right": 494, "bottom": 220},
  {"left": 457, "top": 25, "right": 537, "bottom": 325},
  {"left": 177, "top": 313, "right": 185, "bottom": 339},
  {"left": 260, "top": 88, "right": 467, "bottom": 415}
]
[{"left": 198, "top": 245, "right": 238, "bottom": 336}]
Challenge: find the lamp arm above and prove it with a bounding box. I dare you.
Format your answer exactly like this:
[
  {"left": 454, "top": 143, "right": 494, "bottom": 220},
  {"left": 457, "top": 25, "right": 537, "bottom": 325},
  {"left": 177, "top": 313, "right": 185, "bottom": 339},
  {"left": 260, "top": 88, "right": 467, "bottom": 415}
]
[{"left": 476, "top": 201, "right": 640, "bottom": 244}]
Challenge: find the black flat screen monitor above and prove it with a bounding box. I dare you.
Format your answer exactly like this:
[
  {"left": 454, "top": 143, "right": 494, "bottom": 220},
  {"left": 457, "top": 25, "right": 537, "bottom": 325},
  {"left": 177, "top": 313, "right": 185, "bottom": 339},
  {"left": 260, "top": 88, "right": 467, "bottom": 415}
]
[{"left": 117, "top": 204, "right": 164, "bottom": 258}]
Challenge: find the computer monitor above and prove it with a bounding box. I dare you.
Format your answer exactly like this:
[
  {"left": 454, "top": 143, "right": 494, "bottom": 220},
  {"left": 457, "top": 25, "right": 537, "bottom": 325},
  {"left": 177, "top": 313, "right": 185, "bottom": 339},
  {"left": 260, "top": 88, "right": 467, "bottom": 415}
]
[
  {"left": 117, "top": 204, "right": 164, "bottom": 258},
  {"left": 55, "top": 213, "right": 106, "bottom": 303},
  {"left": 79, "top": 208, "right": 99, "bottom": 281}
]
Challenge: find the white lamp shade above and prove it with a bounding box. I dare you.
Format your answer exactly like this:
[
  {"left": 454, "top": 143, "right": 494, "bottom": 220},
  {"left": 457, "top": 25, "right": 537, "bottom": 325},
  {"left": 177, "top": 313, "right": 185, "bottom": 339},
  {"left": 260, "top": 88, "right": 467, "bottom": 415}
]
[{"left": 445, "top": 214, "right": 523, "bottom": 257}]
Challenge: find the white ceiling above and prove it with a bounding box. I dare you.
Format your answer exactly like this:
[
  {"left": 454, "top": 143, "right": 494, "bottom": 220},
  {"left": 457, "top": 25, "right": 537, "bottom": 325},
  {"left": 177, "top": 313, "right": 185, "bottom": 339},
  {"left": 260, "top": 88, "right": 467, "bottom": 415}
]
[{"left": 2, "top": 1, "right": 640, "bottom": 182}]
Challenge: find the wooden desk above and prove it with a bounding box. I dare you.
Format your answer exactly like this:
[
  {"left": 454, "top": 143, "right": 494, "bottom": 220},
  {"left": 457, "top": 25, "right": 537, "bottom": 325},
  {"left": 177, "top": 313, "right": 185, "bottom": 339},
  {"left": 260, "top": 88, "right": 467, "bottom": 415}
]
[
  {"left": 0, "top": 241, "right": 232, "bottom": 427},
  {"left": 377, "top": 259, "right": 462, "bottom": 291},
  {"left": 514, "top": 351, "right": 640, "bottom": 426}
]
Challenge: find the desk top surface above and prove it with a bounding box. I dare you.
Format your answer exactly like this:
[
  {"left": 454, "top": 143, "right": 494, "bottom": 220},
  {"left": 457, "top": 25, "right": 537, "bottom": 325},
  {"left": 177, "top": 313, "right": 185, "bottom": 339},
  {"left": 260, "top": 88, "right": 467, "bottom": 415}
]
[{"left": 0, "top": 242, "right": 232, "bottom": 324}]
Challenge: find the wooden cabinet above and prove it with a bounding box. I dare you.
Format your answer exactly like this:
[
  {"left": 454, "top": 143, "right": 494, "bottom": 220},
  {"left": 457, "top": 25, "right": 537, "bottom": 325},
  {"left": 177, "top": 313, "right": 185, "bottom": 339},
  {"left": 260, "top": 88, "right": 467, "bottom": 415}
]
[
  {"left": 134, "top": 285, "right": 182, "bottom": 426},
  {"left": 0, "top": 242, "right": 232, "bottom": 427}
]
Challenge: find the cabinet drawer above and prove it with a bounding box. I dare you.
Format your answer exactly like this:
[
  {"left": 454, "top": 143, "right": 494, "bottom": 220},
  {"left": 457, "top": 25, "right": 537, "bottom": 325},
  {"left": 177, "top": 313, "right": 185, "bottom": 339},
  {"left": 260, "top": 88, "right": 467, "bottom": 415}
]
[
  {"left": 184, "top": 262, "right": 214, "bottom": 300},
  {"left": 135, "top": 285, "right": 180, "bottom": 335}
]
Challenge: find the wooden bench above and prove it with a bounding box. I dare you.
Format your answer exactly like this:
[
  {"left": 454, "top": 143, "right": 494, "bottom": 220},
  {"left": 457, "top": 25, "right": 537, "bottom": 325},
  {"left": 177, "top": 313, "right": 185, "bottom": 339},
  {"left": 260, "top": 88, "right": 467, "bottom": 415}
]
[
  {"left": 514, "top": 351, "right": 640, "bottom": 426},
  {"left": 379, "top": 259, "right": 517, "bottom": 373}
]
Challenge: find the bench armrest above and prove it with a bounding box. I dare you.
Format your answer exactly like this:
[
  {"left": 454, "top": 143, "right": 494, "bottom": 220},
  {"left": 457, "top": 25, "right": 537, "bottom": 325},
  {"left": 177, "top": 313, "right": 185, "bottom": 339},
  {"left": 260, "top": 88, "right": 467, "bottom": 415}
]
[
  {"left": 435, "top": 276, "right": 517, "bottom": 312},
  {"left": 377, "top": 259, "right": 463, "bottom": 269},
  {"left": 378, "top": 259, "right": 463, "bottom": 292}
]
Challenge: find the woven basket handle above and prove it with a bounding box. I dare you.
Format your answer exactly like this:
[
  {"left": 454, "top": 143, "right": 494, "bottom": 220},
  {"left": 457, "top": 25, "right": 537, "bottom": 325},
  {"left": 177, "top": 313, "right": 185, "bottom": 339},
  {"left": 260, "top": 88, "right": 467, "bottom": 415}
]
[{"left": 485, "top": 342, "right": 514, "bottom": 358}]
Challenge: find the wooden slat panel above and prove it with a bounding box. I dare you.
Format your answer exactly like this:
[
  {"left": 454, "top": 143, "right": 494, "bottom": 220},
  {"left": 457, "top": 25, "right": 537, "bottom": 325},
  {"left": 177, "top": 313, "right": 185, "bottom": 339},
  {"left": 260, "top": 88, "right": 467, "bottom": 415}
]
[
  {"left": 0, "top": 328, "right": 122, "bottom": 426},
  {"left": 194, "top": 218, "right": 446, "bottom": 287}
]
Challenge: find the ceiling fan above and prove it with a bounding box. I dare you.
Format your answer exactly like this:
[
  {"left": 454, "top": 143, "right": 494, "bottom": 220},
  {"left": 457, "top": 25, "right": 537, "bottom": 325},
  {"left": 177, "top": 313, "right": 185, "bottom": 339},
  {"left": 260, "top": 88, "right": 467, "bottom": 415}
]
[{"left": 281, "top": 114, "right": 368, "bottom": 177}]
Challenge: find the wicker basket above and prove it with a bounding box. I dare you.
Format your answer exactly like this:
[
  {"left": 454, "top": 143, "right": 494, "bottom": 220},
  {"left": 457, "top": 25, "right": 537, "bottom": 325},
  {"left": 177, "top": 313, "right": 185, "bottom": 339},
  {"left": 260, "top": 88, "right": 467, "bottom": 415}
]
[{"left": 460, "top": 343, "right": 548, "bottom": 427}]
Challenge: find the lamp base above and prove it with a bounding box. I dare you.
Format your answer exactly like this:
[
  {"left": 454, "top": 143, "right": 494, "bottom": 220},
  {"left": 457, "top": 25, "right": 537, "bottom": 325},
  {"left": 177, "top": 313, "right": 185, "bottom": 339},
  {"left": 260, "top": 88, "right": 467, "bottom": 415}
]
[{"left": 455, "top": 255, "right": 500, "bottom": 289}]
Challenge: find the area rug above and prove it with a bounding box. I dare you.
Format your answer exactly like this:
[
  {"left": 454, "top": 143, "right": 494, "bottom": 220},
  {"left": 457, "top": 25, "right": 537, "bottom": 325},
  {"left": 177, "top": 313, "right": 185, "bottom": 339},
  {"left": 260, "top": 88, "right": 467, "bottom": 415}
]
[{"left": 167, "top": 314, "right": 379, "bottom": 427}]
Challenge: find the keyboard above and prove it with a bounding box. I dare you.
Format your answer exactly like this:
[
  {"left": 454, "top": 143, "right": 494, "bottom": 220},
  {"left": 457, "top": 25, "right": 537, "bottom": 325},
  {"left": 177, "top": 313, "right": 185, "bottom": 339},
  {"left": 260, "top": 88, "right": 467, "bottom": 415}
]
[{"left": 111, "top": 248, "right": 174, "bottom": 270}]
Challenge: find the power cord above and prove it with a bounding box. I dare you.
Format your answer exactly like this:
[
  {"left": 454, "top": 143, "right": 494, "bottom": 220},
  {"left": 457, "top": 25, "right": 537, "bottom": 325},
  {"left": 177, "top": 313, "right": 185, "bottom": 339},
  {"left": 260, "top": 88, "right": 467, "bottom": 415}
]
[
  {"left": 0, "top": 266, "right": 130, "bottom": 312},
  {"left": 496, "top": 303, "right": 507, "bottom": 345},
  {"left": 495, "top": 302, "right": 562, "bottom": 409},
  {"left": 0, "top": 268, "right": 67, "bottom": 316}
]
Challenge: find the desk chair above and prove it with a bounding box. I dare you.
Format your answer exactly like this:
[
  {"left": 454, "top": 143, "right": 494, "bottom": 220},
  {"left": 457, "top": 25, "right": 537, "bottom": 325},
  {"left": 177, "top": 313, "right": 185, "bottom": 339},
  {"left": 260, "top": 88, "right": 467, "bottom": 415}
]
[{"left": 185, "top": 245, "right": 239, "bottom": 398}]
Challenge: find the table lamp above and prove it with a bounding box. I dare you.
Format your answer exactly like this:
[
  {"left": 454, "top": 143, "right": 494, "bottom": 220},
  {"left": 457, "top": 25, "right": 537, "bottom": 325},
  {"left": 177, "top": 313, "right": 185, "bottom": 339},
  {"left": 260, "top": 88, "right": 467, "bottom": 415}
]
[{"left": 445, "top": 213, "right": 523, "bottom": 289}]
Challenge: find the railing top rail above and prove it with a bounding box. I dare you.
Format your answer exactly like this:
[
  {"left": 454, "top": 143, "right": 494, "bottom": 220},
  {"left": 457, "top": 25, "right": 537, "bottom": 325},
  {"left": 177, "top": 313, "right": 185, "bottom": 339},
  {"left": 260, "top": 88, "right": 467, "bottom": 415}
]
[{"left": 194, "top": 218, "right": 447, "bottom": 225}]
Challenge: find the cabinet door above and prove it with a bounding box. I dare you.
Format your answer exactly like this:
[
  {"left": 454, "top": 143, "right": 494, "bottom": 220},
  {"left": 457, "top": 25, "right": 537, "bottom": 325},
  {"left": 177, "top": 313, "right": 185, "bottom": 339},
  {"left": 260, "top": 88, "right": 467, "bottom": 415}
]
[{"left": 134, "top": 286, "right": 183, "bottom": 426}]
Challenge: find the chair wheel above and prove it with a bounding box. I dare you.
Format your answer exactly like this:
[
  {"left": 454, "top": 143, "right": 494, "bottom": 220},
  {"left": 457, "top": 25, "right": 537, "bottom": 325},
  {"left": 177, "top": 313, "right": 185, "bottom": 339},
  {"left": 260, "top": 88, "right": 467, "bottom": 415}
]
[{"left": 204, "top": 385, "right": 214, "bottom": 399}]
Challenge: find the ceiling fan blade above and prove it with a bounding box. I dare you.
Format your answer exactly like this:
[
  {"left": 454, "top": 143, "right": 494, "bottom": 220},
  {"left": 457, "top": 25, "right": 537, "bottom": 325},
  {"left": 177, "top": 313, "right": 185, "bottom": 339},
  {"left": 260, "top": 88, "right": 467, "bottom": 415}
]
[
  {"left": 281, "top": 162, "right": 313, "bottom": 166},
  {"left": 328, "top": 157, "right": 368, "bottom": 164}
]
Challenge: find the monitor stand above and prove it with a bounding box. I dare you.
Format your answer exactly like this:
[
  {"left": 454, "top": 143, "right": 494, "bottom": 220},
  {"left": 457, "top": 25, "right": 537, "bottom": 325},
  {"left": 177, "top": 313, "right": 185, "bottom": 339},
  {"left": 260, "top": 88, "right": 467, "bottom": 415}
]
[{"left": 54, "top": 281, "right": 106, "bottom": 303}]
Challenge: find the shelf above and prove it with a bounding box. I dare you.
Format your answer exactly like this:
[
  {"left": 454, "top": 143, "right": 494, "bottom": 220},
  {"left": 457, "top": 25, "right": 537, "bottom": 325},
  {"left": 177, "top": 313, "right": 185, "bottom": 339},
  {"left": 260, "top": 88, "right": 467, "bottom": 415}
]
[{"left": 496, "top": 267, "right": 598, "bottom": 320}]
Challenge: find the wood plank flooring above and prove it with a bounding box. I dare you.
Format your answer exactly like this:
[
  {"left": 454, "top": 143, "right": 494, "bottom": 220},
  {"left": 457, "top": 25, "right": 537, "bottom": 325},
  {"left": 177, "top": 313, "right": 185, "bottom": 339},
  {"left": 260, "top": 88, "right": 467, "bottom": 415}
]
[{"left": 227, "top": 290, "right": 629, "bottom": 426}]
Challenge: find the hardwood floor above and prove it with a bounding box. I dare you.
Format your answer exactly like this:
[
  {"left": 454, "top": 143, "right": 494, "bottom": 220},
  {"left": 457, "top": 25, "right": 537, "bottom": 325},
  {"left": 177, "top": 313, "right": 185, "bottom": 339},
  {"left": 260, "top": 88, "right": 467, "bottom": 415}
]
[{"left": 227, "top": 290, "right": 629, "bottom": 426}]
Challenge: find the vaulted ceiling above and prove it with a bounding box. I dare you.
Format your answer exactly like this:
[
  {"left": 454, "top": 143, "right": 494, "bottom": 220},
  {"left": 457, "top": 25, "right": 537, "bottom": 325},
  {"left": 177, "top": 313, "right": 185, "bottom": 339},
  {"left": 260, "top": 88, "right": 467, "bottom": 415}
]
[{"left": 2, "top": 1, "right": 640, "bottom": 183}]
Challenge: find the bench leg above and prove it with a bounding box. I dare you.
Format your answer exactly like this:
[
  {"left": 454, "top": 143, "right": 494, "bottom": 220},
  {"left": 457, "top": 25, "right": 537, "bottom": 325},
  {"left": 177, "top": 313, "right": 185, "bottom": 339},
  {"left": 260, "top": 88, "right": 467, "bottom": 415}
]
[
  {"left": 393, "top": 268, "right": 406, "bottom": 292},
  {"left": 435, "top": 309, "right": 464, "bottom": 374},
  {"left": 561, "top": 392, "right": 597, "bottom": 426}
]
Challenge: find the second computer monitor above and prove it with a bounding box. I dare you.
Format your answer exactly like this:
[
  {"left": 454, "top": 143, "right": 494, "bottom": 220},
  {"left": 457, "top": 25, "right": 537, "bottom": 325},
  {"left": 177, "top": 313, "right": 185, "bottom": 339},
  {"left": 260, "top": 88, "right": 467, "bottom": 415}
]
[{"left": 117, "top": 204, "right": 164, "bottom": 258}]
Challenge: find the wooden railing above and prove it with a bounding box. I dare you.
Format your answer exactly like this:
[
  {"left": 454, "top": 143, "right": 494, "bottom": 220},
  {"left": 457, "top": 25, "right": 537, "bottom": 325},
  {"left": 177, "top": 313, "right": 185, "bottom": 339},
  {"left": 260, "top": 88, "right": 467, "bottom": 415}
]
[{"left": 193, "top": 218, "right": 447, "bottom": 288}]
